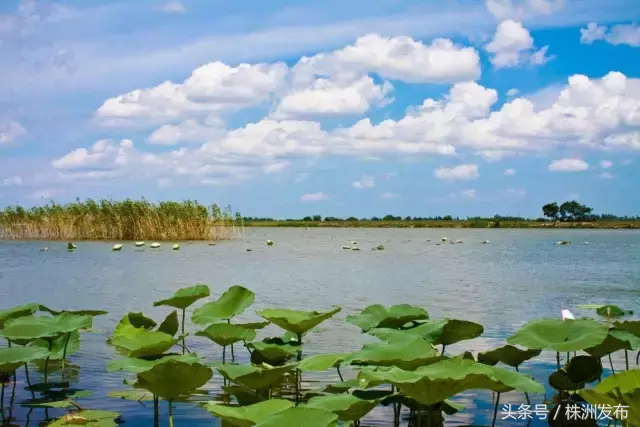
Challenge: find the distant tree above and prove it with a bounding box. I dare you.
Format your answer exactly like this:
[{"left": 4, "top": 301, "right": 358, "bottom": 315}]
[
  {"left": 370, "top": 217, "right": 380, "bottom": 221},
  {"left": 346, "top": 217, "right": 359, "bottom": 221},
  {"left": 302, "top": 216, "right": 313, "bottom": 221},
  {"left": 443, "top": 215, "right": 453, "bottom": 221},
  {"left": 312, "top": 215, "right": 322, "bottom": 221},
  {"left": 542, "top": 202, "right": 560, "bottom": 220},
  {"left": 559, "top": 200, "right": 593, "bottom": 221},
  {"left": 404, "top": 216, "right": 412, "bottom": 221}
]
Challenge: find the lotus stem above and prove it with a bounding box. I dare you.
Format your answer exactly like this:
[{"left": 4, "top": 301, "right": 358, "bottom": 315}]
[
  {"left": 61, "top": 332, "right": 71, "bottom": 372},
  {"left": 556, "top": 352, "right": 560, "bottom": 370},
  {"left": 181, "top": 309, "right": 186, "bottom": 355},
  {"left": 566, "top": 352, "right": 570, "bottom": 363},
  {"left": 624, "top": 350, "right": 629, "bottom": 370},
  {"left": 6, "top": 339, "right": 10, "bottom": 348},
  {"left": 336, "top": 366, "right": 344, "bottom": 382},
  {"left": 515, "top": 365, "right": 531, "bottom": 405},
  {"left": 295, "top": 368, "right": 300, "bottom": 406},
  {"left": 222, "top": 346, "right": 226, "bottom": 364},
  {"left": 8, "top": 373, "right": 16, "bottom": 422},
  {"left": 0, "top": 382, "right": 4, "bottom": 415},
  {"left": 169, "top": 401, "right": 174, "bottom": 427},
  {"left": 153, "top": 395, "right": 159, "bottom": 427},
  {"left": 492, "top": 392, "right": 501, "bottom": 427},
  {"left": 296, "top": 333, "right": 303, "bottom": 361},
  {"left": 44, "top": 340, "right": 53, "bottom": 384},
  {"left": 608, "top": 353, "right": 615, "bottom": 373},
  {"left": 24, "top": 364, "right": 35, "bottom": 400},
  {"left": 441, "top": 344, "right": 446, "bottom": 355},
  {"left": 636, "top": 350, "right": 639, "bottom": 366}
]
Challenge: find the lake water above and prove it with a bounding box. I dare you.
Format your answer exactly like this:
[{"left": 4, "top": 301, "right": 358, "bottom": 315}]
[{"left": 1, "top": 228, "right": 639, "bottom": 426}]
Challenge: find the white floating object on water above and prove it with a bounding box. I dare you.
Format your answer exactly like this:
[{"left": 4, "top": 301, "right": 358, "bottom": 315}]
[
  {"left": 555, "top": 240, "right": 571, "bottom": 245},
  {"left": 134, "top": 241, "right": 145, "bottom": 247},
  {"left": 112, "top": 244, "right": 123, "bottom": 251},
  {"left": 584, "top": 241, "right": 589, "bottom": 245},
  {"left": 482, "top": 240, "right": 490, "bottom": 244},
  {"left": 441, "top": 237, "right": 448, "bottom": 242},
  {"left": 172, "top": 244, "right": 180, "bottom": 250},
  {"left": 351, "top": 241, "right": 357, "bottom": 245},
  {"left": 150, "top": 242, "right": 161, "bottom": 248},
  {"left": 342, "top": 246, "right": 351, "bottom": 250},
  {"left": 267, "top": 239, "right": 274, "bottom": 246},
  {"left": 208, "top": 242, "right": 216, "bottom": 246},
  {"left": 40, "top": 247, "right": 48, "bottom": 252},
  {"left": 67, "top": 242, "right": 77, "bottom": 250},
  {"left": 561, "top": 309, "right": 575, "bottom": 320},
  {"left": 351, "top": 246, "right": 360, "bottom": 251},
  {"left": 455, "top": 240, "right": 463, "bottom": 244}
]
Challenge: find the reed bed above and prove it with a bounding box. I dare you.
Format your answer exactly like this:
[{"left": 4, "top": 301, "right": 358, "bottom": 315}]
[{"left": 0, "top": 199, "right": 243, "bottom": 240}]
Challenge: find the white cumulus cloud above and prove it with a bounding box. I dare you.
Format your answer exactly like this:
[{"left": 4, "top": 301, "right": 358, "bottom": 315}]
[
  {"left": 485, "top": 0, "right": 565, "bottom": 21},
  {"left": 434, "top": 164, "right": 479, "bottom": 180},
  {"left": 0, "top": 120, "right": 27, "bottom": 146},
  {"left": 352, "top": 175, "right": 375, "bottom": 189},
  {"left": 548, "top": 158, "right": 589, "bottom": 172},
  {"left": 599, "top": 160, "right": 613, "bottom": 169},
  {"left": 580, "top": 22, "right": 640, "bottom": 47},
  {"left": 300, "top": 192, "right": 327, "bottom": 202},
  {"left": 156, "top": 2, "right": 186, "bottom": 13},
  {"left": 485, "top": 20, "right": 552, "bottom": 68},
  {"left": 504, "top": 168, "right": 516, "bottom": 175}
]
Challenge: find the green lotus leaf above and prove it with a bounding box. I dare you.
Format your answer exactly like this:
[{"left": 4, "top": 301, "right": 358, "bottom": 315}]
[
  {"left": 253, "top": 407, "right": 339, "bottom": 427},
  {"left": 109, "top": 322, "right": 178, "bottom": 357},
  {"left": 236, "top": 321, "right": 271, "bottom": 330},
  {"left": 477, "top": 345, "right": 541, "bottom": 367},
  {"left": 371, "top": 318, "right": 483, "bottom": 347},
  {"left": 107, "top": 353, "right": 200, "bottom": 373},
  {"left": 222, "top": 386, "right": 266, "bottom": 406},
  {"left": 566, "top": 355, "right": 602, "bottom": 384},
  {"left": 135, "top": 360, "right": 213, "bottom": 400},
  {"left": 549, "top": 369, "right": 585, "bottom": 391},
  {"left": 0, "top": 303, "right": 40, "bottom": 328},
  {"left": 192, "top": 285, "right": 255, "bottom": 324},
  {"left": 0, "top": 313, "right": 92, "bottom": 341},
  {"left": 21, "top": 390, "right": 92, "bottom": 408},
  {"left": 216, "top": 363, "right": 298, "bottom": 389},
  {"left": 613, "top": 320, "right": 640, "bottom": 338},
  {"left": 298, "top": 354, "right": 348, "bottom": 372},
  {"left": 247, "top": 338, "right": 299, "bottom": 366},
  {"left": 306, "top": 394, "right": 380, "bottom": 421},
  {"left": 47, "top": 410, "right": 121, "bottom": 427},
  {"left": 0, "top": 346, "right": 50, "bottom": 374},
  {"left": 345, "top": 336, "right": 439, "bottom": 370},
  {"left": 319, "top": 379, "right": 364, "bottom": 394},
  {"left": 157, "top": 310, "right": 179, "bottom": 336},
  {"left": 196, "top": 323, "right": 256, "bottom": 346},
  {"left": 610, "top": 330, "right": 640, "bottom": 350},
  {"left": 576, "top": 304, "right": 606, "bottom": 310},
  {"left": 202, "top": 399, "right": 294, "bottom": 427},
  {"left": 37, "top": 306, "right": 107, "bottom": 317},
  {"left": 507, "top": 319, "right": 608, "bottom": 352},
  {"left": 109, "top": 389, "right": 154, "bottom": 401},
  {"left": 120, "top": 312, "right": 157, "bottom": 330},
  {"left": 579, "top": 369, "right": 640, "bottom": 425},
  {"left": 585, "top": 333, "right": 632, "bottom": 357},
  {"left": 153, "top": 284, "right": 211, "bottom": 309},
  {"left": 595, "top": 305, "right": 633, "bottom": 318},
  {"left": 28, "top": 330, "right": 80, "bottom": 360},
  {"left": 25, "top": 381, "right": 70, "bottom": 392},
  {"left": 345, "top": 304, "right": 428, "bottom": 332},
  {"left": 256, "top": 307, "right": 341, "bottom": 335},
  {"left": 358, "top": 358, "right": 544, "bottom": 406},
  {"left": 21, "top": 398, "right": 75, "bottom": 408}
]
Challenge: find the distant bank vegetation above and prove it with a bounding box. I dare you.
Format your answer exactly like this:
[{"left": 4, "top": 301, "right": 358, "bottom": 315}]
[{"left": 0, "top": 199, "right": 243, "bottom": 240}]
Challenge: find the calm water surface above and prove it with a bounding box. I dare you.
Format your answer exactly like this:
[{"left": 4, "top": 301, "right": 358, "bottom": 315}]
[{"left": 1, "top": 228, "right": 639, "bottom": 426}]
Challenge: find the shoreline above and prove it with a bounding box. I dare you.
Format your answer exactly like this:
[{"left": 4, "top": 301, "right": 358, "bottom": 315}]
[{"left": 242, "top": 220, "right": 640, "bottom": 229}]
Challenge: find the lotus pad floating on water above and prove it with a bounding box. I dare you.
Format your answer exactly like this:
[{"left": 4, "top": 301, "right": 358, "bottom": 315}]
[
  {"left": 507, "top": 318, "right": 608, "bottom": 352},
  {"left": 0, "top": 312, "right": 93, "bottom": 341},
  {"left": 202, "top": 399, "right": 294, "bottom": 427},
  {"left": 48, "top": 410, "right": 122, "bottom": 427},
  {"left": 346, "top": 304, "right": 429, "bottom": 332},
  {"left": 344, "top": 335, "right": 440, "bottom": 370},
  {"left": 257, "top": 307, "right": 341, "bottom": 335},
  {"left": 133, "top": 360, "right": 213, "bottom": 401},
  {"left": 107, "top": 353, "right": 200, "bottom": 373},
  {"left": 306, "top": 393, "right": 381, "bottom": 422},
  {"left": 216, "top": 362, "right": 298, "bottom": 390},
  {"left": 196, "top": 323, "right": 256, "bottom": 347},
  {"left": 372, "top": 318, "right": 485, "bottom": 347},
  {"left": 253, "top": 407, "right": 339, "bottom": 427}
]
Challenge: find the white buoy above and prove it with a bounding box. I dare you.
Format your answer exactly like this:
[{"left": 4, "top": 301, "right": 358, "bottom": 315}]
[
  {"left": 150, "top": 242, "right": 161, "bottom": 248},
  {"left": 135, "top": 241, "right": 145, "bottom": 247},
  {"left": 172, "top": 244, "right": 180, "bottom": 250},
  {"left": 112, "top": 244, "right": 123, "bottom": 251}
]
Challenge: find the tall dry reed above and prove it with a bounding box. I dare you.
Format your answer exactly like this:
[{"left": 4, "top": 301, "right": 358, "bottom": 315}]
[{"left": 0, "top": 198, "right": 244, "bottom": 241}]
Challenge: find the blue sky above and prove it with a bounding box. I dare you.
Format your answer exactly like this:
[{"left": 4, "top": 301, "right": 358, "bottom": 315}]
[{"left": 0, "top": 0, "right": 639, "bottom": 218}]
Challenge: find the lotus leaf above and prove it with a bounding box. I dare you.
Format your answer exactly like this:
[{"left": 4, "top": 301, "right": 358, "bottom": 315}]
[
  {"left": 118, "top": 312, "right": 157, "bottom": 330},
  {"left": 135, "top": 360, "right": 213, "bottom": 400},
  {"left": 47, "top": 410, "right": 121, "bottom": 427},
  {"left": 253, "top": 407, "right": 339, "bottom": 427},
  {"left": 372, "top": 318, "right": 483, "bottom": 346},
  {"left": 216, "top": 363, "right": 298, "bottom": 389},
  {"left": 256, "top": 307, "right": 341, "bottom": 335},
  {"left": 345, "top": 336, "right": 439, "bottom": 370},
  {"left": 319, "top": 379, "right": 364, "bottom": 394},
  {"left": 576, "top": 304, "right": 606, "bottom": 310},
  {"left": 298, "top": 354, "right": 348, "bottom": 372},
  {"left": 614, "top": 320, "right": 640, "bottom": 338},
  {"left": 153, "top": 284, "right": 211, "bottom": 309},
  {"left": 477, "top": 345, "right": 541, "bottom": 367},
  {"left": 579, "top": 369, "right": 640, "bottom": 425},
  {"left": 566, "top": 355, "right": 602, "bottom": 383},
  {"left": 0, "top": 303, "right": 40, "bottom": 328},
  {"left": 192, "top": 285, "right": 255, "bottom": 324},
  {"left": 585, "top": 334, "right": 632, "bottom": 358},
  {"left": 109, "top": 389, "right": 154, "bottom": 401},
  {"left": 28, "top": 330, "right": 80, "bottom": 360},
  {"left": 507, "top": 319, "right": 608, "bottom": 352},
  {"left": 107, "top": 353, "right": 200, "bottom": 373},
  {"left": 610, "top": 330, "right": 640, "bottom": 350},
  {"left": 222, "top": 386, "right": 266, "bottom": 406},
  {"left": 306, "top": 394, "right": 380, "bottom": 421},
  {"left": 236, "top": 321, "right": 270, "bottom": 330},
  {"left": 0, "top": 313, "right": 92, "bottom": 341},
  {"left": 196, "top": 323, "right": 256, "bottom": 346},
  {"left": 21, "top": 398, "right": 75, "bottom": 408},
  {"left": 345, "top": 304, "right": 429, "bottom": 332},
  {"left": 549, "top": 369, "right": 585, "bottom": 391},
  {"left": 157, "top": 310, "right": 179, "bottom": 336},
  {"left": 358, "top": 358, "right": 544, "bottom": 406},
  {"left": 0, "top": 346, "right": 50, "bottom": 373},
  {"left": 247, "top": 339, "right": 299, "bottom": 366},
  {"left": 37, "top": 306, "right": 107, "bottom": 317},
  {"left": 202, "top": 399, "right": 294, "bottom": 427},
  {"left": 109, "top": 322, "right": 178, "bottom": 357},
  {"left": 595, "top": 305, "right": 633, "bottom": 318}
]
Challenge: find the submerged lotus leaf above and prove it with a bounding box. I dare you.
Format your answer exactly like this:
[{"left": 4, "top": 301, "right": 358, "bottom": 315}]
[
  {"left": 28, "top": 330, "right": 80, "bottom": 360},
  {"left": 345, "top": 304, "right": 429, "bottom": 332},
  {"left": 107, "top": 353, "right": 200, "bottom": 373},
  {"left": 0, "top": 313, "right": 92, "bottom": 341},
  {"left": 47, "top": 410, "right": 121, "bottom": 427},
  {"left": 306, "top": 394, "right": 380, "bottom": 421},
  {"left": 135, "top": 360, "right": 213, "bottom": 400},
  {"left": 253, "top": 407, "right": 339, "bottom": 427},
  {"left": 566, "top": 355, "right": 602, "bottom": 384},
  {"left": 153, "top": 284, "right": 211, "bottom": 310},
  {"left": 202, "top": 399, "right": 294, "bottom": 427},
  {"left": 196, "top": 323, "right": 256, "bottom": 346},
  {"left": 345, "top": 336, "right": 439, "bottom": 370},
  {"left": 595, "top": 305, "right": 633, "bottom": 318},
  {"left": 477, "top": 345, "right": 541, "bottom": 367},
  {"left": 192, "top": 285, "right": 255, "bottom": 324},
  {"left": 109, "top": 323, "right": 178, "bottom": 357},
  {"left": 579, "top": 369, "right": 640, "bottom": 425},
  {"left": 247, "top": 338, "right": 299, "bottom": 366},
  {"left": 358, "top": 358, "right": 544, "bottom": 406},
  {"left": 256, "top": 307, "right": 341, "bottom": 335},
  {"left": 216, "top": 363, "right": 298, "bottom": 389},
  {"left": 0, "top": 303, "right": 40, "bottom": 328},
  {"left": 507, "top": 319, "right": 608, "bottom": 352},
  {"left": 298, "top": 354, "right": 348, "bottom": 372},
  {"left": 109, "top": 389, "right": 154, "bottom": 401},
  {"left": 157, "top": 310, "right": 179, "bottom": 336},
  {"left": 0, "top": 346, "right": 50, "bottom": 373}
]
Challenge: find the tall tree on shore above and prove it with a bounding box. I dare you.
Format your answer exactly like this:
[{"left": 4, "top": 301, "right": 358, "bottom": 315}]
[{"left": 542, "top": 202, "right": 560, "bottom": 220}]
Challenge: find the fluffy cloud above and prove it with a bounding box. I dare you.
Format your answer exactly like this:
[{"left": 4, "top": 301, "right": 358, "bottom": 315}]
[
  {"left": 506, "top": 88, "right": 519, "bottom": 97},
  {"left": 485, "top": 0, "right": 565, "bottom": 20},
  {"left": 434, "top": 164, "right": 480, "bottom": 180},
  {"left": 147, "top": 116, "right": 226, "bottom": 145},
  {"left": 548, "top": 158, "right": 589, "bottom": 172},
  {"left": 0, "top": 120, "right": 27, "bottom": 146},
  {"left": 604, "top": 131, "right": 640, "bottom": 149},
  {"left": 580, "top": 22, "right": 640, "bottom": 47},
  {"left": 300, "top": 192, "right": 327, "bottom": 202},
  {"left": 461, "top": 189, "right": 478, "bottom": 199},
  {"left": 600, "top": 172, "right": 615, "bottom": 179},
  {"left": 2, "top": 175, "right": 22, "bottom": 186},
  {"left": 485, "top": 20, "right": 552, "bottom": 68},
  {"left": 599, "top": 160, "right": 613, "bottom": 169},
  {"left": 504, "top": 168, "right": 516, "bottom": 175},
  {"left": 157, "top": 2, "right": 186, "bottom": 13},
  {"left": 352, "top": 175, "right": 375, "bottom": 189}
]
